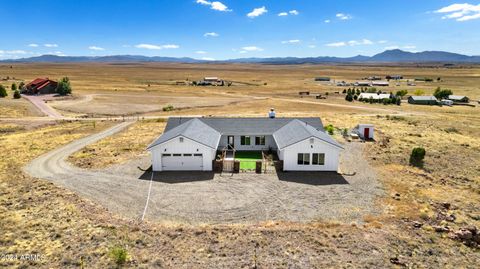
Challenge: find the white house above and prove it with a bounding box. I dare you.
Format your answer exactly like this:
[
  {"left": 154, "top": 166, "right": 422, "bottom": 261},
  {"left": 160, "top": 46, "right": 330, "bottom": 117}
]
[
  {"left": 147, "top": 115, "right": 344, "bottom": 172},
  {"left": 358, "top": 93, "right": 391, "bottom": 100}
]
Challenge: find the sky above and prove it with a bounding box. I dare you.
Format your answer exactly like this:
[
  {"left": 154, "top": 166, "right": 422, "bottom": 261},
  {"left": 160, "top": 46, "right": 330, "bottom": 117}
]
[{"left": 0, "top": 0, "right": 480, "bottom": 60}]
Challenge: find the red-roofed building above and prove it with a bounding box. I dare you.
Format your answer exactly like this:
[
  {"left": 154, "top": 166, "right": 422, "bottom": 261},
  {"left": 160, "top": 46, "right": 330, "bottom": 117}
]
[{"left": 24, "top": 78, "right": 58, "bottom": 94}]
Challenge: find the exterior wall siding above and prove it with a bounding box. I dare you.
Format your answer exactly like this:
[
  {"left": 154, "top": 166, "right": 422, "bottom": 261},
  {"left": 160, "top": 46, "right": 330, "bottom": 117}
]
[
  {"left": 149, "top": 136, "right": 215, "bottom": 171},
  {"left": 281, "top": 137, "right": 341, "bottom": 171}
]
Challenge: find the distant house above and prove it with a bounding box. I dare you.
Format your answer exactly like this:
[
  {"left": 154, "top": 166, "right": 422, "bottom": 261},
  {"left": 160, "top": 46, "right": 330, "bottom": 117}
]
[
  {"left": 447, "top": 95, "right": 469, "bottom": 103},
  {"left": 24, "top": 78, "right": 57, "bottom": 95},
  {"left": 358, "top": 93, "right": 391, "bottom": 100},
  {"left": 371, "top": 81, "right": 389, "bottom": 87},
  {"left": 203, "top": 77, "right": 220, "bottom": 83},
  {"left": 408, "top": 96, "right": 438, "bottom": 105},
  {"left": 315, "top": 77, "right": 331, "bottom": 82},
  {"left": 354, "top": 81, "right": 371, "bottom": 87},
  {"left": 386, "top": 75, "right": 403, "bottom": 80}
]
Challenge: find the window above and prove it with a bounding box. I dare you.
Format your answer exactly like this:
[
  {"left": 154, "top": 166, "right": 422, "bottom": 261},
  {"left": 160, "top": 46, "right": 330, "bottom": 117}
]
[
  {"left": 297, "top": 153, "right": 310, "bottom": 165},
  {"left": 183, "top": 154, "right": 192, "bottom": 156},
  {"left": 240, "top": 136, "right": 251, "bottom": 145},
  {"left": 162, "top": 154, "right": 171, "bottom": 157},
  {"left": 312, "top": 153, "right": 325, "bottom": 165},
  {"left": 194, "top": 153, "right": 203, "bottom": 157},
  {"left": 179, "top": 137, "right": 184, "bottom": 143},
  {"left": 255, "top": 136, "right": 266, "bottom": 145},
  {"left": 173, "top": 154, "right": 181, "bottom": 157}
]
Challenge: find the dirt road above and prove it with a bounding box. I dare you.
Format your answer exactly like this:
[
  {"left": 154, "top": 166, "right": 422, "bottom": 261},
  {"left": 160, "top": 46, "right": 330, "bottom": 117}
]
[
  {"left": 22, "top": 94, "right": 64, "bottom": 118},
  {"left": 24, "top": 121, "right": 383, "bottom": 224}
]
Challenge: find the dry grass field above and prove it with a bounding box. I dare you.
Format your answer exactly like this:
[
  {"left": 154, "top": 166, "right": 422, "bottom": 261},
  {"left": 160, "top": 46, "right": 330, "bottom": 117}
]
[{"left": 0, "top": 63, "right": 479, "bottom": 267}]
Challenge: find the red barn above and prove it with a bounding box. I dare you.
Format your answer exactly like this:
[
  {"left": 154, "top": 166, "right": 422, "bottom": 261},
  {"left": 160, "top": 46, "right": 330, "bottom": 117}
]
[{"left": 24, "top": 78, "right": 58, "bottom": 94}]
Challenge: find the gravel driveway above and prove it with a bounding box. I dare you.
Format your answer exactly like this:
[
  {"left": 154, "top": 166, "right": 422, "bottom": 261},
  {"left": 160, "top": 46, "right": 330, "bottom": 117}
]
[{"left": 24, "top": 122, "right": 383, "bottom": 224}]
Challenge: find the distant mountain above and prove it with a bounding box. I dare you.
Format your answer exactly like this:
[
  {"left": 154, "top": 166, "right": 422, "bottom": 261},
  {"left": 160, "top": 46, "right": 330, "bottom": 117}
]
[{"left": 2, "top": 50, "right": 480, "bottom": 64}]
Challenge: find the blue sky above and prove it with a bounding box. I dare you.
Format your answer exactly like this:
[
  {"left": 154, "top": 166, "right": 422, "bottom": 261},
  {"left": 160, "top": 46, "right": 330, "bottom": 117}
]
[{"left": 0, "top": 0, "right": 479, "bottom": 60}]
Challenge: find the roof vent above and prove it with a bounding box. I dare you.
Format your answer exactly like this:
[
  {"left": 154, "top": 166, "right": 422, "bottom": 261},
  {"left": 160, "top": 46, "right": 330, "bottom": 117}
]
[{"left": 269, "top": 108, "right": 276, "bottom": 118}]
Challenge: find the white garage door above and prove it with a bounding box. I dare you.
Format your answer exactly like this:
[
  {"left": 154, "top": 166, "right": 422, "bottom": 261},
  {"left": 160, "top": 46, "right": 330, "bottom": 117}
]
[{"left": 161, "top": 153, "right": 203, "bottom": 171}]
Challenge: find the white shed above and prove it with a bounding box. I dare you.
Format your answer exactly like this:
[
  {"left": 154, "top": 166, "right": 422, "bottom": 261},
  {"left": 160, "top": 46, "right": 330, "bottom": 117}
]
[{"left": 354, "top": 124, "right": 374, "bottom": 140}]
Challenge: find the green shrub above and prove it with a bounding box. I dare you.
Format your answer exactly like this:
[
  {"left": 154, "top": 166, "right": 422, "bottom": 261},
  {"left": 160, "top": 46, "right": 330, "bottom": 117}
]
[
  {"left": 433, "top": 87, "right": 453, "bottom": 100},
  {"left": 13, "top": 90, "right": 21, "bottom": 99},
  {"left": 353, "top": 94, "right": 358, "bottom": 100},
  {"left": 56, "top": 77, "right": 72, "bottom": 95},
  {"left": 0, "top": 85, "right": 7, "bottom": 97},
  {"left": 162, "top": 104, "right": 174, "bottom": 111},
  {"left": 11, "top": 83, "right": 17, "bottom": 91},
  {"left": 395, "top": 89, "right": 408, "bottom": 97},
  {"left": 109, "top": 246, "right": 128, "bottom": 267},
  {"left": 325, "top": 124, "right": 335, "bottom": 135},
  {"left": 409, "top": 147, "right": 426, "bottom": 168}
]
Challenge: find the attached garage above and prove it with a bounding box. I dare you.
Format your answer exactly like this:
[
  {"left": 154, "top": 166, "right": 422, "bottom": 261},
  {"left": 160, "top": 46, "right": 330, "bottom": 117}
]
[{"left": 147, "top": 119, "right": 221, "bottom": 172}]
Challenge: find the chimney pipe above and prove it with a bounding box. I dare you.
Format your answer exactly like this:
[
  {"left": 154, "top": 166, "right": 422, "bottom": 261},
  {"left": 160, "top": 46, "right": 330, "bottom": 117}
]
[{"left": 268, "top": 108, "right": 276, "bottom": 118}]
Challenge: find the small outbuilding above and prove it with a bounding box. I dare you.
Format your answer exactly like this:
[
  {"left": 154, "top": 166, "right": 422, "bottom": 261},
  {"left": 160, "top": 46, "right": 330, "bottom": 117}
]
[
  {"left": 353, "top": 124, "right": 374, "bottom": 140},
  {"left": 408, "top": 96, "right": 438, "bottom": 105},
  {"left": 371, "top": 81, "right": 389, "bottom": 87},
  {"left": 315, "top": 77, "right": 331, "bottom": 82},
  {"left": 447, "top": 95, "right": 469, "bottom": 103}
]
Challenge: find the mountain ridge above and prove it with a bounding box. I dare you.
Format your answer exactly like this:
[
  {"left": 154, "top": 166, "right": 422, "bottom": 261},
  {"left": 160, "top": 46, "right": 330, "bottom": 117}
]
[{"left": 2, "top": 49, "right": 480, "bottom": 64}]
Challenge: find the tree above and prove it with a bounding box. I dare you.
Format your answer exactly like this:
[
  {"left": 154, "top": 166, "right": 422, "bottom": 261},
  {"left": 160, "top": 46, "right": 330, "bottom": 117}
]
[
  {"left": 353, "top": 94, "right": 358, "bottom": 100},
  {"left": 396, "top": 97, "right": 401, "bottom": 106},
  {"left": 56, "top": 77, "right": 72, "bottom": 95},
  {"left": 395, "top": 89, "right": 408, "bottom": 97},
  {"left": 413, "top": 89, "right": 425, "bottom": 96},
  {"left": 0, "top": 85, "right": 7, "bottom": 97},
  {"left": 342, "top": 89, "right": 347, "bottom": 94},
  {"left": 410, "top": 147, "right": 426, "bottom": 168},
  {"left": 13, "top": 90, "right": 21, "bottom": 99},
  {"left": 18, "top": 81, "right": 25, "bottom": 91},
  {"left": 11, "top": 83, "right": 17, "bottom": 91},
  {"left": 345, "top": 93, "right": 353, "bottom": 102},
  {"left": 433, "top": 87, "right": 453, "bottom": 100}
]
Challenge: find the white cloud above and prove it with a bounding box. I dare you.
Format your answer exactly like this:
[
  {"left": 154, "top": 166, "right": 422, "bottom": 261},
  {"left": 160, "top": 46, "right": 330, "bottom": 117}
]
[
  {"left": 324, "top": 19, "right": 331, "bottom": 23},
  {"left": 336, "top": 13, "right": 352, "bottom": 20},
  {"left": 44, "top": 44, "right": 58, "bottom": 48},
  {"left": 88, "top": 46, "right": 105, "bottom": 51},
  {"left": 204, "top": 32, "right": 219, "bottom": 37},
  {"left": 436, "top": 3, "right": 480, "bottom": 21},
  {"left": 196, "top": 0, "right": 231, "bottom": 12},
  {"left": 247, "top": 6, "right": 268, "bottom": 18},
  {"left": 385, "top": 46, "right": 400, "bottom": 50},
  {"left": 241, "top": 46, "right": 264, "bottom": 52},
  {"left": 378, "top": 40, "right": 388, "bottom": 44},
  {"left": 278, "top": 12, "right": 288, "bottom": 16},
  {"left": 326, "top": 42, "right": 347, "bottom": 47},
  {"left": 135, "top": 44, "right": 179, "bottom": 50},
  {"left": 308, "top": 45, "right": 316, "bottom": 49},
  {"left": 201, "top": 57, "right": 215, "bottom": 61},
  {"left": 281, "top": 39, "right": 301, "bottom": 44},
  {"left": 0, "top": 50, "right": 27, "bottom": 54},
  {"left": 196, "top": 51, "right": 207, "bottom": 54},
  {"left": 327, "top": 39, "right": 373, "bottom": 47},
  {"left": 289, "top": 10, "right": 299, "bottom": 15},
  {"left": 28, "top": 44, "right": 39, "bottom": 47}
]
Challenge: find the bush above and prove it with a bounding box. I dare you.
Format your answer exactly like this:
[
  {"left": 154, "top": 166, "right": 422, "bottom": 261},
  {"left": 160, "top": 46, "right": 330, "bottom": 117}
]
[
  {"left": 395, "top": 89, "right": 408, "bottom": 97},
  {"left": 433, "top": 87, "right": 453, "bottom": 100},
  {"left": 11, "top": 83, "right": 17, "bottom": 91},
  {"left": 18, "top": 81, "right": 25, "bottom": 90},
  {"left": 56, "top": 77, "right": 72, "bottom": 95},
  {"left": 325, "top": 124, "right": 335, "bottom": 135},
  {"left": 0, "top": 85, "right": 7, "bottom": 97},
  {"left": 162, "top": 104, "right": 174, "bottom": 111},
  {"left": 396, "top": 97, "right": 401, "bottom": 105},
  {"left": 342, "top": 89, "right": 346, "bottom": 94},
  {"left": 353, "top": 94, "right": 358, "bottom": 100},
  {"left": 410, "top": 147, "right": 426, "bottom": 168},
  {"left": 13, "top": 90, "right": 21, "bottom": 99},
  {"left": 109, "top": 246, "right": 128, "bottom": 266},
  {"left": 413, "top": 89, "right": 425, "bottom": 96}
]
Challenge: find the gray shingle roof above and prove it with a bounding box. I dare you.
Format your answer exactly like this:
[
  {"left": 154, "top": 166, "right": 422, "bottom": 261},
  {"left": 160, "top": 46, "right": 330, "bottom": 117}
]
[
  {"left": 164, "top": 117, "right": 324, "bottom": 135},
  {"left": 273, "top": 119, "right": 344, "bottom": 149},
  {"left": 147, "top": 118, "right": 221, "bottom": 149},
  {"left": 448, "top": 95, "right": 467, "bottom": 101},
  {"left": 151, "top": 117, "right": 341, "bottom": 151},
  {"left": 409, "top": 96, "right": 437, "bottom": 101}
]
